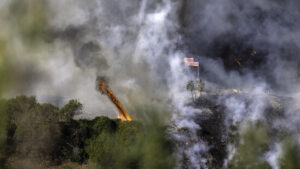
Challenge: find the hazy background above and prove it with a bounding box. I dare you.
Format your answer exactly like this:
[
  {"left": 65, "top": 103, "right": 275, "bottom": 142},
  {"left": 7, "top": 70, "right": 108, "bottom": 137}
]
[{"left": 1, "top": 0, "right": 300, "bottom": 168}]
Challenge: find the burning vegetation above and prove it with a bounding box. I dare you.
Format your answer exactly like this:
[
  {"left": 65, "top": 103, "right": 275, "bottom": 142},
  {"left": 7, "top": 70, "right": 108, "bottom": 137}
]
[
  {"left": 97, "top": 77, "right": 132, "bottom": 122},
  {"left": 1, "top": 0, "right": 300, "bottom": 169}
]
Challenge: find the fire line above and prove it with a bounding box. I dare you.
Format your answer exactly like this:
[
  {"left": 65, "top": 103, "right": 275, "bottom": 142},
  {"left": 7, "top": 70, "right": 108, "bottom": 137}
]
[{"left": 97, "top": 77, "right": 132, "bottom": 121}]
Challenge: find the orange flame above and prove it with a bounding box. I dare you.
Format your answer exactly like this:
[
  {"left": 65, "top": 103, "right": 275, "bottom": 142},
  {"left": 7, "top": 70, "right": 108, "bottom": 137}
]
[
  {"left": 97, "top": 77, "right": 132, "bottom": 121},
  {"left": 234, "top": 58, "right": 242, "bottom": 67},
  {"left": 251, "top": 50, "right": 257, "bottom": 56}
]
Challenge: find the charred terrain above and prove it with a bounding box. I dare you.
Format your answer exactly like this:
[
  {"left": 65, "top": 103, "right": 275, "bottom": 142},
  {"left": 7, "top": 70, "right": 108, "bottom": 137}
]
[
  {"left": 1, "top": 0, "right": 300, "bottom": 169},
  {"left": 173, "top": 92, "right": 289, "bottom": 169}
]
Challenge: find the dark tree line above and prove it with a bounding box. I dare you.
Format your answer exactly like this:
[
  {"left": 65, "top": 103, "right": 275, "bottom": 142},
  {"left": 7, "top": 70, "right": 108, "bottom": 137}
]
[{"left": 0, "top": 96, "right": 175, "bottom": 169}]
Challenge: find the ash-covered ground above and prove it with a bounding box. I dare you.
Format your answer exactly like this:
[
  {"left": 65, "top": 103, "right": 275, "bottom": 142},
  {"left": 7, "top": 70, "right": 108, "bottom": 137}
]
[{"left": 172, "top": 91, "right": 291, "bottom": 169}]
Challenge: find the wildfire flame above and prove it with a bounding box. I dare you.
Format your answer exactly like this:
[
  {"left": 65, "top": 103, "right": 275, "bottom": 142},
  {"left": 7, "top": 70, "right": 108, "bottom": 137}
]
[
  {"left": 251, "top": 50, "right": 257, "bottom": 56},
  {"left": 97, "top": 77, "right": 132, "bottom": 121},
  {"left": 234, "top": 58, "right": 242, "bottom": 67}
]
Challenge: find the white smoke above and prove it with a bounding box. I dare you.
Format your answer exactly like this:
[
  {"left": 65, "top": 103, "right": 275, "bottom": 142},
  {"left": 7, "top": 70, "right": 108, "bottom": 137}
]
[
  {"left": 4, "top": 0, "right": 184, "bottom": 117},
  {"left": 2, "top": 0, "right": 300, "bottom": 168},
  {"left": 265, "top": 143, "right": 282, "bottom": 169}
]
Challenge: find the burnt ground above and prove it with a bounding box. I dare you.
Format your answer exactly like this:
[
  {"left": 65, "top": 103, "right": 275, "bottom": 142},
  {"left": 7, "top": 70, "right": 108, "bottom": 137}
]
[{"left": 174, "top": 92, "right": 288, "bottom": 169}]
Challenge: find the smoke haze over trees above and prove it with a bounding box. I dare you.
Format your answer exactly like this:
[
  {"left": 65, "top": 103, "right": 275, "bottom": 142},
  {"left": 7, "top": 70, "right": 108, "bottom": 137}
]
[
  {"left": 0, "top": 96, "right": 175, "bottom": 169},
  {"left": 0, "top": 0, "right": 300, "bottom": 169}
]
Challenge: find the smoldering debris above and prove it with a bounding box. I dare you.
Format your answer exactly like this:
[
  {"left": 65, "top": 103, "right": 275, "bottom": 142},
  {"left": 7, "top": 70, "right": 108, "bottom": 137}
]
[{"left": 172, "top": 91, "right": 295, "bottom": 168}]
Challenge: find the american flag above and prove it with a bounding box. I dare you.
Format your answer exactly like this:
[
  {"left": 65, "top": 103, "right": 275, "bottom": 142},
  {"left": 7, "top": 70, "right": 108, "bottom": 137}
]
[
  {"left": 184, "top": 57, "right": 199, "bottom": 67},
  {"left": 184, "top": 57, "right": 194, "bottom": 62}
]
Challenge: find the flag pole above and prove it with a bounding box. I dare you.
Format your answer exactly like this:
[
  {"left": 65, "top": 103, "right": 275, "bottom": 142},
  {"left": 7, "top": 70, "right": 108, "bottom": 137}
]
[
  {"left": 197, "top": 56, "right": 200, "bottom": 81},
  {"left": 198, "top": 66, "right": 200, "bottom": 81}
]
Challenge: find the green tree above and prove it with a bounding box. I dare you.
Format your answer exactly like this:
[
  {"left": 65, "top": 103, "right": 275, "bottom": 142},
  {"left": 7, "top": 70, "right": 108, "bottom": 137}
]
[
  {"left": 86, "top": 108, "right": 175, "bottom": 169},
  {"left": 140, "top": 125, "right": 175, "bottom": 169},
  {"left": 86, "top": 118, "right": 140, "bottom": 169},
  {"left": 92, "top": 116, "right": 117, "bottom": 135},
  {"left": 279, "top": 138, "right": 300, "bottom": 169},
  {"left": 59, "top": 100, "right": 83, "bottom": 122},
  {"left": 186, "top": 80, "right": 195, "bottom": 101},
  {"left": 59, "top": 119, "right": 93, "bottom": 163},
  {"left": 0, "top": 96, "right": 89, "bottom": 167},
  {"left": 0, "top": 99, "right": 9, "bottom": 168},
  {"left": 1, "top": 96, "right": 63, "bottom": 168},
  {"left": 12, "top": 100, "right": 61, "bottom": 161},
  {"left": 227, "top": 123, "right": 272, "bottom": 169}
]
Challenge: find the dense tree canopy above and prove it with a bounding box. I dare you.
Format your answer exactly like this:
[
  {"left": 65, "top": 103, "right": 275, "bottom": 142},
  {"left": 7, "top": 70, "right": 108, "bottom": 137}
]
[
  {"left": 0, "top": 96, "right": 176, "bottom": 169},
  {"left": 1, "top": 96, "right": 298, "bottom": 169}
]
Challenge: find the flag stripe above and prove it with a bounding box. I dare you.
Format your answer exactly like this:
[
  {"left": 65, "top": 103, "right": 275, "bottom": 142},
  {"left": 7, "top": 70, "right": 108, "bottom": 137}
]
[
  {"left": 184, "top": 57, "right": 194, "bottom": 62},
  {"left": 185, "top": 61, "right": 199, "bottom": 67}
]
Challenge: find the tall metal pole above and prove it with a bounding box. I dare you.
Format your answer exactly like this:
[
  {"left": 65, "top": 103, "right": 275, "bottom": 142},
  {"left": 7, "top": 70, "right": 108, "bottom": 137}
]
[
  {"left": 197, "top": 65, "right": 199, "bottom": 81},
  {"left": 197, "top": 56, "right": 200, "bottom": 81}
]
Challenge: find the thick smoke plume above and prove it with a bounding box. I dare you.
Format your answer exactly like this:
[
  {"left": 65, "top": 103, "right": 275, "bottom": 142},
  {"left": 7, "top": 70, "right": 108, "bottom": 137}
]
[
  {"left": 1, "top": 0, "right": 300, "bottom": 168},
  {"left": 178, "top": 0, "right": 300, "bottom": 168}
]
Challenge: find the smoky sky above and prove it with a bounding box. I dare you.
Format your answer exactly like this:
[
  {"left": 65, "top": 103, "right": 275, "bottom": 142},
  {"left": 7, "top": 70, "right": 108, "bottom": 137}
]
[
  {"left": 2, "top": 0, "right": 300, "bottom": 168},
  {"left": 4, "top": 0, "right": 181, "bottom": 116},
  {"left": 1, "top": 0, "right": 299, "bottom": 124},
  {"left": 2, "top": 0, "right": 300, "bottom": 125},
  {"left": 180, "top": 0, "right": 300, "bottom": 93}
]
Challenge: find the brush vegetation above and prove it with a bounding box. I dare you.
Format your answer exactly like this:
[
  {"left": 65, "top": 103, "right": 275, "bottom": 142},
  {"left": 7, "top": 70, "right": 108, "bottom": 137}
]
[{"left": 0, "top": 96, "right": 175, "bottom": 169}]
